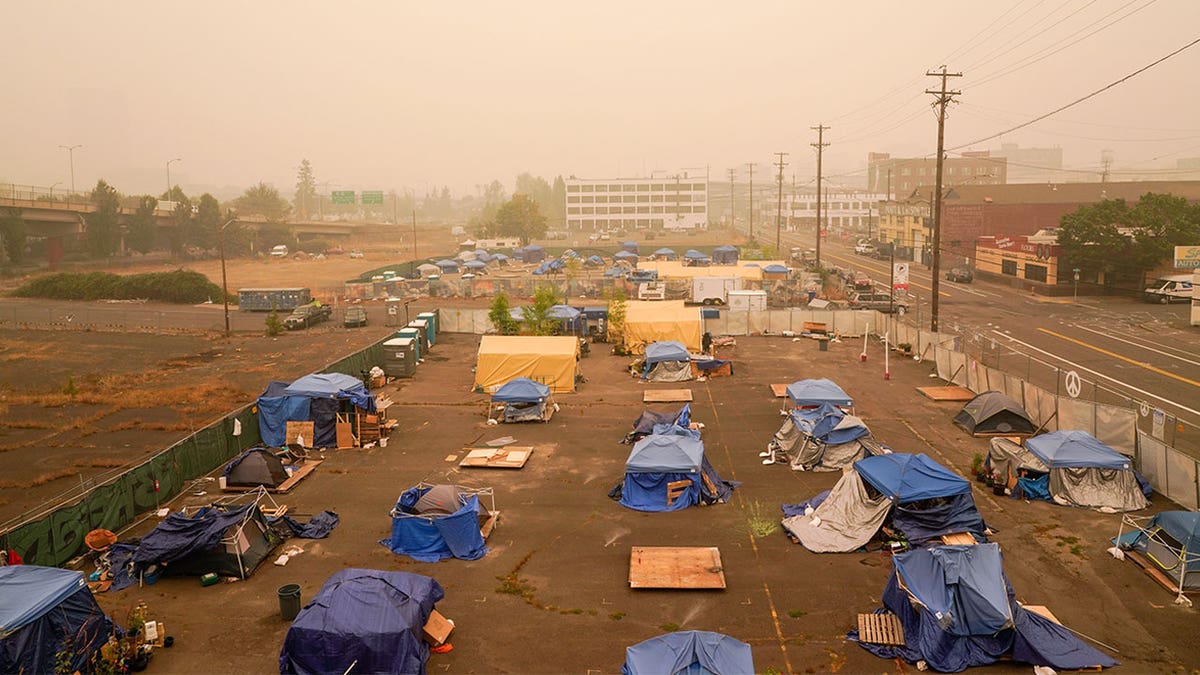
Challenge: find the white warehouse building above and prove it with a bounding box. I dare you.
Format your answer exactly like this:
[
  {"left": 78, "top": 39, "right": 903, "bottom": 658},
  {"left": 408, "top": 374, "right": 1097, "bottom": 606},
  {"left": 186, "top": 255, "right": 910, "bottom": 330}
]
[{"left": 564, "top": 177, "right": 708, "bottom": 232}]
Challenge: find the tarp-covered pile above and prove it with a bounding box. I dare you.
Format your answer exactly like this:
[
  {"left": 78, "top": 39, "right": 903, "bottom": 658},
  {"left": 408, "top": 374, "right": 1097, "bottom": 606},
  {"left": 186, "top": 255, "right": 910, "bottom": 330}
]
[
  {"left": 257, "top": 372, "right": 375, "bottom": 448},
  {"left": 381, "top": 484, "right": 490, "bottom": 562},
  {"left": 1024, "top": 431, "right": 1148, "bottom": 512},
  {"left": 852, "top": 543, "right": 1117, "bottom": 672},
  {"left": 622, "top": 630, "right": 754, "bottom": 675},
  {"left": 0, "top": 566, "right": 113, "bottom": 675},
  {"left": 280, "top": 569, "right": 444, "bottom": 675},
  {"left": 621, "top": 404, "right": 691, "bottom": 444},
  {"left": 765, "top": 402, "right": 877, "bottom": 471},
  {"left": 782, "top": 453, "right": 987, "bottom": 553},
  {"left": 131, "top": 503, "right": 281, "bottom": 579},
  {"left": 640, "top": 340, "right": 693, "bottom": 382},
  {"left": 491, "top": 377, "right": 554, "bottom": 423}
]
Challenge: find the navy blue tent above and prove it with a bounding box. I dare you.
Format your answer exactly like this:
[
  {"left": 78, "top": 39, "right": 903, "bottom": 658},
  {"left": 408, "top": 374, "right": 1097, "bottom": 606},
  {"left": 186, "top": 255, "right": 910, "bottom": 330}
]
[
  {"left": 257, "top": 373, "right": 375, "bottom": 448},
  {"left": 854, "top": 544, "right": 1117, "bottom": 672},
  {"left": 381, "top": 484, "right": 489, "bottom": 562},
  {"left": 856, "top": 453, "right": 987, "bottom": 544},
  {"left": 623, "top": 630, "right": 754, "bottom": 675},
  {"left": 1024, "top": 431, "right": 1147, "bottom": 511},
  {"left": 132, "top": 503, "right": 280, "bottom": 578},
  {"left": 434, "top": 259, "right": 460, "bottom": 273},
  {"left": 0, "top": 566, "right": 113, "bottom": 675},
  {"left": 621, "top": 241, "right": 639, "bottom": 254},
  {"left": 683, "top": 249, "right": 710, "bottom": 264},
  {"left": 786, "top": 378, "right": 853, "bottom": 408},
  {"left": 711, "top": 245, "right": 739, "bottom": 264},
  {"left": 523, "top": 245, "right": 546, "bottom": 263},
  {"left": 256, "top": 381, "right": 312, "bottom": 447},
  {"left": 280, "top": 569, "right": 444, "bottom": 675},
  {"left": 615, "top": 434, "right": 735, "bottom": 512},
  {"left": 622, "top": 404, "right": 691, "bottom": 444}
]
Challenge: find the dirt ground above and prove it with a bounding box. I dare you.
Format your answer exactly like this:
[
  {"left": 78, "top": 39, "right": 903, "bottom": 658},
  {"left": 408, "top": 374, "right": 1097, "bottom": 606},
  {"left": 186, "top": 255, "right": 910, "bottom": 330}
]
[{"left": 78, "top": 330, "right": 1198, "bottom": 674}]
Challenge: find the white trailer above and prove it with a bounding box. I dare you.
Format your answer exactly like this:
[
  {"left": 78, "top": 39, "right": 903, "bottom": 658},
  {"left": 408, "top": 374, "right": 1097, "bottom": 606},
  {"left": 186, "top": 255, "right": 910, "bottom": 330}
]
[
  {"left": 727, "top": 290, "right": 767, "bottom": 311},
  {"left": 692, "top": 277, "right": 741, "bottom": 305}
]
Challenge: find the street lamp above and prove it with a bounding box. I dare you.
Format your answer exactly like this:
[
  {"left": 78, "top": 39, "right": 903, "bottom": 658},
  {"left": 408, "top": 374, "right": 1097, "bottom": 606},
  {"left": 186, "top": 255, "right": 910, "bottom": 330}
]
[
  {"left": 49, "top": 182, "right": 61, "bottom": 201},
  {"left": 166, "top": 158, "right": 182, "bottom": 198},
  {"left": 219, "top": 216, "right": 237, "bottom": 336},
  {"left": 1073, "top": 268, "right": 1081, "bottom": 303},
  {"left": 58, "top": 144, "right": 81, "bottom": 196}
]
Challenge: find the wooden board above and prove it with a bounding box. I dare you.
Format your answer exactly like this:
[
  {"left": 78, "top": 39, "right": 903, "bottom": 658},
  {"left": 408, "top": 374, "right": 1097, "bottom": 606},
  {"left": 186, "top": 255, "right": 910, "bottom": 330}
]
[
  {"left": 423, "top": 610, "right": 454, "bottom": 647},
  {"left": 916, "top": 385, "right": 976, "bottom": 401},
  {"left": 643, "top": 389, "right": 693, "bottom": 403},
  {"left": 770, "top": 383, "right": 789, "bottom": 398},
  {"left": 335, "top": 422, "right": 355, "bottom": 449},
  {"left": 940, "top": 532, "right": 977, "bottom": 546},
  {"left": 857, "top": 612, "right": 904, "bottom": 646},
  {"left": 1022, "top": 605, "right": 1061, "bottom": 625},
  {"left": 459, "top": 447, "right": 533, "bottom": 469},
  {"left": 285, "top": 421, "right": 315, "bottom": 446},
  {"left": 222, "top": 460, "right": 322, "bottom": 494},
  {"left": 1125, "top": 549, "right": 1200, "bottom": 596},
  {"left": 480, "top": 511, "right": 500, "bottom": 539},
  {"left": 629, "top": 546, "right": 726, "bottom": 589}
]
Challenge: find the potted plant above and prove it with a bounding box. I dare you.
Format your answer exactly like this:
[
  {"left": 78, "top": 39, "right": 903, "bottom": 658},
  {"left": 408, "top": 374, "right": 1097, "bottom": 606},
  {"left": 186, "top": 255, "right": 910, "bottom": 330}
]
[{"left": 896, "top": 342, "right": 913, "bottom": 356}]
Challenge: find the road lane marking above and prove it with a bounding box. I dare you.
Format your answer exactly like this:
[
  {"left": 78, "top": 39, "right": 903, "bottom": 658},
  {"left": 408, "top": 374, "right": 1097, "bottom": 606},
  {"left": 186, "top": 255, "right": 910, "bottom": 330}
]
[
  {"left": 1038, "top": 328, "right": 1200, "bottom": 388},
  {"left": 1071, "top": 324, "right": 1200, "bottom": 368},
  {"left": 989, "top": 330, "right": 1200, "bottom": 419}
]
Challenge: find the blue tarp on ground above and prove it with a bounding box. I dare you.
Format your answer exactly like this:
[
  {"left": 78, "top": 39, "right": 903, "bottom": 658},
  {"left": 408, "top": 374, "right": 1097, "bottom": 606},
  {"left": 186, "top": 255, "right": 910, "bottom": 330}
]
[
  {"left": 1025, "top": 431, "right": 1133, "bottom": 469},
  {"left": 711, "top": 245, "right": 739, "bottom": 264},
  {"left": 622, "top": 630, "right": 754, "bottom": 675},
  {"left": 280, "top": 569, "right": 443, "bottom": 675},
  {"left": 381, "top": 486, "right": 488, "bottom": 562},
  {"left": 491, "top": 377, "right": 551, "bottom": 403},
  {"left": 0, "top": 566, "right": 113, "bottom": 675},
  {"left": 855, "top": 453, "right": 972, "bottom": 502},
  {"left": 786, "top": 378, "right": 853, "bottom": 408}
]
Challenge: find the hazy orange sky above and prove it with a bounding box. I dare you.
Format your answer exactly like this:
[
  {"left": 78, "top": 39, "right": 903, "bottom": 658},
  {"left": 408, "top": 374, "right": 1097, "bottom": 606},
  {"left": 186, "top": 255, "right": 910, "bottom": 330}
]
[{"left": 2, "top": 1, "right": 1198, "bottom": 198}]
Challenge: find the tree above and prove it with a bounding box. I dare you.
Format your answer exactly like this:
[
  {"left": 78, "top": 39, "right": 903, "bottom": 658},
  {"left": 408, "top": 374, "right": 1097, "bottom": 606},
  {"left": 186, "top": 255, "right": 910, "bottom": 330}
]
[
  {"left": 488, "top": 291, "right": 519, "bottom": 335},
  {"left": 515, "top": 173, "right": 553, "bottom": 215},
  {"left": 169, "top": 195, "right": 193, "bottom": 256},
  {"left": 294, "top": 160, "right": 317, "bottom": 219},
  {"left": 85, "top": 180, "right": 121, "bottom": 259},
  {"left": 0, "top": 207, "right": 27, "bottom": 263},
  {"left": 494, "top": 194, "right": 548, "bottom": 245},
  {"left": 1058, "top": 193, "right": 1200, "bottom": 286},
  {"left": 235, "top": 182, "right": 291, "bottom": 222},
  {"left": 522, "top": 284, "right": 561, "bottom": 335},
  {"left": 468, "top": 179, "right": 508, "bottom": 237},
  {"left": 191, "top": 193, "right": 222, "bottom": 249},
  {"left": 1124, "top": 193, "right": 1200, "bottom": 272},
  {"left": 1057, "top": 199, "right": 1133, "bottom": 280},
  {"left": 126, "top": 196, "right": 158, "bottom": 254},
  {"left": 606, "top": 286, "right": 628, "bottom": 351},
  {"left": 551, "top": 175, "right": 567, "bottom": 225}
]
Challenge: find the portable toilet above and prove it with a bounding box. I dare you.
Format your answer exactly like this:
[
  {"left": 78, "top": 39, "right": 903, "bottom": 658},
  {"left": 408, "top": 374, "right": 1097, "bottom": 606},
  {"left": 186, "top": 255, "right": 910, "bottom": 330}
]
[
  {"left": 385, "top": 298, "right": 405, "bottom": 327},
  {"left": 417, "top": 312, "right": 438, "bottom": 343},
  {"left": 382, "top": 338, "right": 417, "bottom": 378},
  {"left": 397, "top": 327, "right": 422, "bottom": 361},
  {"left": 408, "top": 319, "right": 431, "bottom": 349}
]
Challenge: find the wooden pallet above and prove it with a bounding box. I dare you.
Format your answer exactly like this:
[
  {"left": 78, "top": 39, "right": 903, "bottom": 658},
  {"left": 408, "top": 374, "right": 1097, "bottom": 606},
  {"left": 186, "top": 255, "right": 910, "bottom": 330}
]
[
  {"left": 629, "top": 546, "right": 725, "bottom": 589},
  {"left": 769, "top": 383, "right": 789, "bottom": 398},
  {"left": 459, "top": 447, "right": 533, "bottom": 469},
  {"left": 644, "top": 389, "right": 693, "bottom": 403},
  {"left": 940, "top": 532, "right": 977, "bottom": 546},
  {"left": 480, "top": 511, "right": 500, "bottom": 539},
  {"left": 916, "top": 385, "right": 976, "bottom": 402},
  {"left": 222, "top": 460, "right": 322, "bottom": 494},
  {"left": 857, "top": 612, "right": 905, "bottom": 646},
  {"left": 1125, "top": 549, "right": 1200, "bottom": 596}
]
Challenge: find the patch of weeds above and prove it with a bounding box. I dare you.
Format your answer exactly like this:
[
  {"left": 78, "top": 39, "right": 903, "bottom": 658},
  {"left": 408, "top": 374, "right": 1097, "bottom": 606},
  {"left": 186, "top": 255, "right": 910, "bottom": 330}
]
[
  {"left": 765, "top": 668, "right": 783, "bottom": 675},
  {"left": 1070, "top": 545, "right": 1084, "bottom": 556},
  {"left": 660, "top": 622, "right": 679, "bottom": 632},
  {"left": 787, "top": 609, "right": 807, "bottom": 618},
  {"left": 746, "top": 499, "right": 779, "bottom": 539},
  {"left": 62, "top": 376, "right": 78, "bottom": 397},
  {"left": 559, "top": 608, "right": 584, "bottom": 615},
  {"left": 495, "top": 551, "right": 543, "bottom": 609},
  {"left": 609, "top": 612, "right": 625, "bottom": 621}
]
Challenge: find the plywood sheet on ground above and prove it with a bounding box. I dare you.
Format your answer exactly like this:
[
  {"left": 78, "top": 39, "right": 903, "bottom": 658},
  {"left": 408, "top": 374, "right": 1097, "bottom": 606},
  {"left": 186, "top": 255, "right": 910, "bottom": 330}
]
[
  {"left": 222, "top": 460, "right": 322, "bottom": 494},
  {"left": 1125, "top": 549, "right": 1200, "bottom": 596},
  {"left": 770, "top": 383, "right": 789, "bottom": 397},
  {"left": 285, "top": 421, "right": 315, "bottom": 446},
  {"left": 460, "top": 447, "right": 533, "bottom": 469},
  {"left": 629, "top": 546, "right": 725, "bottom": 589},
  {"left": 857, "top": 612, "right": 905, "bottom": 646},
  {"left": 643, "top": 389, "right": 693, "bottom": 403},
  {"left": 916, "top": 385, "right": 975, "bottom": 401}
]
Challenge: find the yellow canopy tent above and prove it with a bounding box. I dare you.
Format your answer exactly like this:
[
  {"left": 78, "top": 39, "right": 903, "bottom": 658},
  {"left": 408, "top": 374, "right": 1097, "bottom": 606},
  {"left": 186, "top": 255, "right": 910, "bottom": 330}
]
[
  {"left": 474, "top": 336, "right": 580, "bottom": 393},
  {"left": 617, "top": 301, "right": 703, "bottom": 354}
]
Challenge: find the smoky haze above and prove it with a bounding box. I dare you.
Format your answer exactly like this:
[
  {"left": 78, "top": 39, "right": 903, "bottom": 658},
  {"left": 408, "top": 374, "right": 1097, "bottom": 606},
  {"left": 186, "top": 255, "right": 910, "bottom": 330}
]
[{"left": 2, "top": 1, "right": 1198, "bottom": 198}]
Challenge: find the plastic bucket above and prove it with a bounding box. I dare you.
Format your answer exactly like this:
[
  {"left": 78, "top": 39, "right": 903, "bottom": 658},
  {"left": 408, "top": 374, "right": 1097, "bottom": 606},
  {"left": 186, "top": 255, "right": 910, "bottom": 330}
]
[{"left": 278, "top": 584, "right": 302, "bottom": 621}]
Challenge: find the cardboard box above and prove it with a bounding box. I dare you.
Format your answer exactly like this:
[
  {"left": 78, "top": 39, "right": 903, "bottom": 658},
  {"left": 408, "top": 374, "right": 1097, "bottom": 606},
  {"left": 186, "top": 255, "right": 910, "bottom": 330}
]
[{"left": 422, "top": 609, "right": 454, "bottom": 646}]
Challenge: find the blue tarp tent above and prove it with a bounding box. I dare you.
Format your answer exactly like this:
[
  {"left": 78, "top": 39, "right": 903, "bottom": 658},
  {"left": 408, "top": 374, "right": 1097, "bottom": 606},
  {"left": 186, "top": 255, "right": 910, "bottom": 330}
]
[
  {"left": 809, "top": 404, "right": 871, "bottom": 445},
  {"left": 0, "top": 566, "right": 113, "bottom": 675},
  {"left": 508, "top": 305, "right": 583, "bottom": 333},
  {"left": 132, "top": 503, "right": 280, "bottom": 578},
  {"left": 786, "top": 378, "right": 853, "bottom": 408},
  {"left": 257, "top": 373, "right": 375, "bottom": 448},
  {"left": 491, "top": 377, "right": 553, "bottom": 422},
  {"left": 523, "top": 245, "right": 546, "bottom": 262},
  {"left": 854, "top": 543, "right": 1117, "bottom": 672},
  {"left": 855, "top": 453, "right": 971, "bottom": 502},
  {"left": 615, "top": 434, "right": 735, "bottom": 512},
  {"left": 381, "top": 484, "right": 489, "bottom": 562},
  {"left": 280, "top": 569, "right": 444, "bottom": 675},
  {"left": 1023, "top": 431, "right": 1147, "bottom": 511},
  {"left": 463, "top": 260, "right": 486, "bottom": 270},
  {"left": 1117, "top": 510, "right": 1200, "bottom": 591},
  {"left": 473, "top": 249, "right": 491, "bottom": 262},
  {"left": 653, "top": 247, "right": 676, "bottom": 260},
  {"left": 586, "top": 254, "right": 605, "bottom": 266},
  {"left": 256, "top": 381, "right": 312, "bottom": 447},
  {"left": 434, "top": 259, "right": 459, "bottom": 273},
  {"left": 711, "top": 245, "right": 739, "bottom": 264},
  {"left": 767, "top": 403, "right": 875, "bottom": 471},
  {"left": 683, "top": 249, "right": 710, "bottom": 263},
  {"left": 493, "top": 253, "right": 509, "bottom": 263},
  {"left": 623, "top": 630, "right": 754, "bottom": 675},
  {"left": 614, "top": 250, "right": 638, "bottom": 262},
  {"left": 763, "top": 264, "right": 789, "bottom": 274},
  {"left": 621, "top": 241, "right": 639, "bottom": 254},
  {"left": 642, "top": 340, "right": 692, "bottom": 381}
]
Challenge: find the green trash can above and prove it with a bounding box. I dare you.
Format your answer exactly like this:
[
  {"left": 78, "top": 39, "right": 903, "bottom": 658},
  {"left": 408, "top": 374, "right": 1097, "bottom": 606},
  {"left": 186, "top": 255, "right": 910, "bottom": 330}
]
[
  {"left": 278, "top": 584, "right": 301, "bottom": 621},
  {"left": 818, "top": 338, "right": 829, "bottom": 352}
]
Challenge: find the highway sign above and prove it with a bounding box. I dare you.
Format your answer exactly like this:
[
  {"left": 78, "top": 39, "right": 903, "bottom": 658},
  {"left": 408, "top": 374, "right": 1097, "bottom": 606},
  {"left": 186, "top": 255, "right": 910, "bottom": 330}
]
[
  {"left": 362, "top": 191, "right": 384, "bottom": 205},
  {"left": 331, "top": 191, "right": 355, "bottom": 205}
]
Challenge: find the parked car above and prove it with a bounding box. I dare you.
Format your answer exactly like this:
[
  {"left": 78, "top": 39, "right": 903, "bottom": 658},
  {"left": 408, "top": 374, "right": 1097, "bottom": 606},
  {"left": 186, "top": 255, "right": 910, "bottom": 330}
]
[
  {"left": 325, "top": 246, "right": 345, "bottom": 255},
  {"left": 599, "top": 233, "right": 612, "bottom": 241},
  {"left": 284, "top": 303, "right": 332, "bottom": 330},
  {"left": 854, "top": 242, "right": 876, "bottom": 256},
  {"left": 945, "top": 267, "right": 974, "bottom": 283},
  {"left": 343, "top": 306, "right": 368, "bottom": 328},
  {"left": 847, "top": 290, "right": 908, "bottom": 314},
  {"left": 349, "top": 250, "right": 365, "bottom": 259},
  {"left": 269, "top": 245, "right": 289, "bottom": 258}
]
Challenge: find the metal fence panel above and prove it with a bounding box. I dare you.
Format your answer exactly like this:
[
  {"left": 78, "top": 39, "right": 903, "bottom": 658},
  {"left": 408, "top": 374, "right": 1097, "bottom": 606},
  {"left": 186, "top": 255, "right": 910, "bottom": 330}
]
[
  {"left": 1095, "top": 403, "right": 1137, "bottom": 456},
  {"left": 1165, "top": 446, "right": 1200, "bottom": 510},
  {"left": 1023, "top": 382, "right": 1056, "bottom": 430},
  {"left": 1057, "top": 396, "right": 1095, "bottom": 434}
]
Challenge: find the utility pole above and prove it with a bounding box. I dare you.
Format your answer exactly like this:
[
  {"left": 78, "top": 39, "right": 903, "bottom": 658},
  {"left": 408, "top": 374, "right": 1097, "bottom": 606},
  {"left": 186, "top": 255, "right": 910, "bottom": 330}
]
[
  {"left": 811, "top": 125, "right": 829, "bottom": 268},
  {"left": 746, "top": 163, "right": 756, "bottom": 240},
  {"left": 926, "top": 65, "right": 961, "bottom": 334},
  {"left": 773, "top": 152, "right": 788, "bottom": 255},
  {"left": 411, "top": 210, "right": 418, "bottom": 276},
  {"left": 59, "top": 144, "right": 81, "bottom": 196},
  {"left": 727, "top": 168, "right": 736, "bottom": 229}
]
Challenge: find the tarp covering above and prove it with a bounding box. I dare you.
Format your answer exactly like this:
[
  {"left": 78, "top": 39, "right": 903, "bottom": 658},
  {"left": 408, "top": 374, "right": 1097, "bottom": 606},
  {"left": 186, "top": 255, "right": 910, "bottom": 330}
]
[
  {"left": 786, "top": 378, "right": 853, "bottom": 408},
  {"left": 617, "top": 434, "right": 735, "bottom": 512},
  {"left": 954, "top": 391, "right": 1036, "bottom": 436},
  {"left": 614, "top": 250, "right": 638, "bottom": 261},
  {"left": 1119, "top": 511, "right": 1200, "bottom": 590},
  {"left": 782, "top": 469, "right": 891, "bottom": 552},
  {"left": 642, "top": 340, "right": 693, "bottom": 381},
  {"left": 855, "top": 453, "right": 972, "bottom": 502},
  {"left": 434, "top": 259, "right": 460, "bottom": 272},
  {"left": 711, "top": 245, "right": 739, "bottom": 264},
  {"left": 279, "top": 569, "right": 444, "bottom": 675},
  {"left": 1026, "top": 431, "right": 1147, "bottom": 511},
  {"left": 381, "top": 485, "right": 488, "bottom": 562},
  {"left": 491, "top": 377, "right": 550, "bottom": 403},
  {"left": 622, "top": 630, "right": 754, "bottom": 675},
  {"left": 893, "top": 544, "right": 1012, "bottom": 636},
  {"left": 256, "top": 381, "right": 312, "bottom": 448},
  {"left": 770, "top": 404, "right": 874, "bottom": 472},
  {"left": 284, "top": 373, "right": 374, "bottom": 412},
  {"left": 1026, "top": 431, "right": 1133, "bottom": 469},
  {"left": 625, "top": 434, "right": 704, "bottom": 473},
  {"left": 132, "top": 503, "right": 278, "bottom": 578},
  {"left": 623, "top": 404, "right": 691, "bottom": 444},
  {"left": 644, "top": 340, "right": 690, "bottom": 364},
  {"left": 0, "top": 566, "right": 113, "bottom": 675},
  {"left": 620, "top": 301, "right": 703, "bottom": 354},
  {"left": 474, "top": 335, "right": 579, "bottom": 393},
  {"left": 762, "top": 264, "right": 789, "bottom": 274},
  {"left": 653, "top": 247, "right": 677, "bottom": 259},
  {"left": 986, "top": 437, "right": 1048, "bottom": 488}
]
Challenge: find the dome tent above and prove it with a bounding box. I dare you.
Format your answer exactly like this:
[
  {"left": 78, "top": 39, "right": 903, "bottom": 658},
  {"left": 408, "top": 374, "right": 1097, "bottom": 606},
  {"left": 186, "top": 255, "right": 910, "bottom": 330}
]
[
  {"left": 954, "top": 391, "right": 1036, "bottom": 436},
  {"left": 223, "top": 447, "right": 288, "bottom": 488}
]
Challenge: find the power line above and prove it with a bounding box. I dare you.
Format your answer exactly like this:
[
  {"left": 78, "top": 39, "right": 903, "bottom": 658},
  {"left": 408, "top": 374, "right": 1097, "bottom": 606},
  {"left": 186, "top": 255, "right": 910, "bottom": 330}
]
[
  {"left": 960, "top": 0, "right": 1090, "bottom": 72},
  {"left": 811, "top": 125, "right": 830, "bottom": 268},
  {"left": 774, "top": 152, "right": 789, "bottom": 254},
  {"left": 947, "top": 37, "right": 1200, "bottom": 152},
  {"left": 938, "top": 0, "right": 1034, "bottom": 66},
  {"left": 957, "top": 101, "right": 1200, "bottom": 132},
  {"left": 926, "top": 66, "right": 961, "bottom": 335}
]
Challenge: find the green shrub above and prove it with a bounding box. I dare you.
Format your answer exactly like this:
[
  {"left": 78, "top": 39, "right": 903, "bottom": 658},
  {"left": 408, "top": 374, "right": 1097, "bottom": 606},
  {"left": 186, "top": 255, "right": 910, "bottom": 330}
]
[{"left": 12, "top": 269, "right": 227, "bottom": 304}]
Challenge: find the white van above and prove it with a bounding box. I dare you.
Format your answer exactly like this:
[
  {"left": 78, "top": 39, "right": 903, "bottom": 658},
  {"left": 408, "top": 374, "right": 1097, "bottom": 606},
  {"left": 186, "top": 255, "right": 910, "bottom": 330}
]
[
  {"left": 270, "top": 245, "right": 290, "bottom": 259},
  {"left": 1143, "top": 274, "right": 1193, "bottom": 304}
]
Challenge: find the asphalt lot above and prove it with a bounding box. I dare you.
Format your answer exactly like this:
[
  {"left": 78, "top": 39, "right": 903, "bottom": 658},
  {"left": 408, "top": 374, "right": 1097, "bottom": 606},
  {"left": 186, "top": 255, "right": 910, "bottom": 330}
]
[{"left": 92, "top": 329, "right": 1199, "bottom": 674}]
